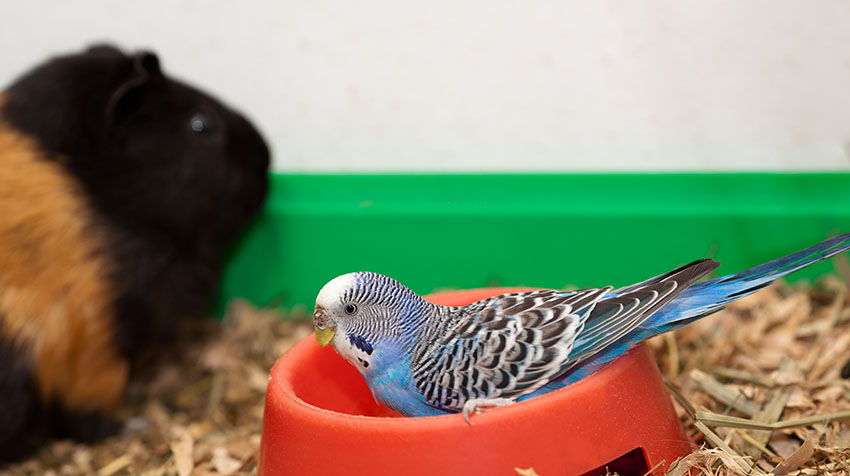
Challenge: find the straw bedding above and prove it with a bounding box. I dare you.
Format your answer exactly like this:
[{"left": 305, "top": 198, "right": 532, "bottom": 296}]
[{"left": 3, "top": 269, "right": 849, "bottom": 476}]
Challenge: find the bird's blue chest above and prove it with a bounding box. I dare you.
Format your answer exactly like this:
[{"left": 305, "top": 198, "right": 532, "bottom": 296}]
[{"left": 365, "top": 353, "right": 449, "bottom": 417}]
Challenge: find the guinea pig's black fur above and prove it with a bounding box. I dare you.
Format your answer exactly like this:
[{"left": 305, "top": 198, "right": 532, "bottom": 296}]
[{"left": 0, "top": 44, "right": 269, "bottom": 460}]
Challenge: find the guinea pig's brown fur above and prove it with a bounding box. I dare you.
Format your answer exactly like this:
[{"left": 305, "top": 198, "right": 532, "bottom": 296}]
[
  {"left": 0, "top": 44, "right": 269, "bottom": 460},
  {"left": 0, "top": 116, "right": 128, "bottom": 412}
]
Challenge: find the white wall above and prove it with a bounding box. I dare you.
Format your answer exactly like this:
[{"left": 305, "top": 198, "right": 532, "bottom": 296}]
[{"left": 3, "top": 1, "right": 850, "bottom": 172}]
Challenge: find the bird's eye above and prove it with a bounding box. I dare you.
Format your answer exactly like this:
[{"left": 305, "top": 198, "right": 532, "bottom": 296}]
[
  {"left": 190, "top": 114, "right": 208, "bottom": 133},
  {"left": 344, "top": 303, "right": 358, "bottom": 315}
]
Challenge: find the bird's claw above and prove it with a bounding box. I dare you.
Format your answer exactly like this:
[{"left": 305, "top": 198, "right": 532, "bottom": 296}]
[{"left": 461, "top": 398, "right": 515, "bottom": 425}]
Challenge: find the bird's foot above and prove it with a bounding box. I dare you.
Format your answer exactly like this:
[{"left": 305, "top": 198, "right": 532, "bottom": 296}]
[{"left": 461, "top": 398, "right": 515, "bottom": 425}]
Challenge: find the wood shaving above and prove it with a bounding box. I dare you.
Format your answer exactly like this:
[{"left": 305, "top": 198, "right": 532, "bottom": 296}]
[
  {"left": 514, "top": 468, "right": 542, "bottom": 476},
  {"left": 2, "top": 273, "right": 849, "bottom": 475},
  {"left": 0, "top": 300, "right": 311, "bottom": 476},
  {"left": 654, "top": 275, "right": 850, "bottom": 475}
]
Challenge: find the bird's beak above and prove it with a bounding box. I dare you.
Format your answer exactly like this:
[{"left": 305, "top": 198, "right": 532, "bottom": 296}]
[
  {"left": 315, "top": 326, "right": 336, "bottom": 347},
  {"left": 313, "top": 306, "right": 335, "bottom": 347}
]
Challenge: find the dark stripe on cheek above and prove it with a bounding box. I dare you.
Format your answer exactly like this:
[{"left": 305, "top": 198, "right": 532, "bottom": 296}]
[{"left": 349, "top": 334, "right": 374, "bottom": 355}]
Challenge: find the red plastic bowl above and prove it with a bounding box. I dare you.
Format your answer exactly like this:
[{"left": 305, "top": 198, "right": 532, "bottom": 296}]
[{"left": 259, "top": 288, "right": 693, "bottom": 475}]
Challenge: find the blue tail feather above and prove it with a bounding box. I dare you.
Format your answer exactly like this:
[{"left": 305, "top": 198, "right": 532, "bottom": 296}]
[
  {"left": 540, "top": 232, "right": 850, "bottom": 391},
  {"left": 646, "top": 232, "right": 850, "bottom": 335}
]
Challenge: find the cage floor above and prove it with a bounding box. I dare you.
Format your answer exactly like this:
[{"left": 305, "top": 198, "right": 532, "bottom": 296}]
[{"left": 3, "top": 274, "right": 850, "bottom": 476}]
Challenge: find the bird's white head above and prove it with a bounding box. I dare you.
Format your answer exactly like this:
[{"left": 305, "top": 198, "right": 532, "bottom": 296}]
[
  {"left": 312, "top": 271, "right": 432, "bottom": 373},
  {"left": 312, "top": 273, "right": 357, "bottom": 346}
]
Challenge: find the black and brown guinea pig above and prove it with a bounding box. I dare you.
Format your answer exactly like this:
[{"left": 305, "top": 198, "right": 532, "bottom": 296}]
[{"left": 0, "top": 44, "right": 269, "bottom": 460}]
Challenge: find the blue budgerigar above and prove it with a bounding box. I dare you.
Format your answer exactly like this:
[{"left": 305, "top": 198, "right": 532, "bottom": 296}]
[{"left": 312, "top": 233, "right": 850, "bottom": 421}]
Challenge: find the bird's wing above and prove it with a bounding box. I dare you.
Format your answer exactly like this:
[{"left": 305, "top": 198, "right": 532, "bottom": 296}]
[
  {"left": 410, "top": 259, "right": 721, "bottom": 413},
  {"left": 409, "top": 288, "right": 610, "bottom": 412},
  {"left": 566, "top": 258, "right": 720, "bottom": 365}
]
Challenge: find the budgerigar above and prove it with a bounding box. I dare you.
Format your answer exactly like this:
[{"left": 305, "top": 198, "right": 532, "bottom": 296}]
[{"left": 312, "top": 233, "right": 850, "bottom": 420}]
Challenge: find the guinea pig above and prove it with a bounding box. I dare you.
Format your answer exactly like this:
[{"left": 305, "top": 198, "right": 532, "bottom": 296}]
[{"left": 0, "top": 44, "right": 269, "bottom": 460}]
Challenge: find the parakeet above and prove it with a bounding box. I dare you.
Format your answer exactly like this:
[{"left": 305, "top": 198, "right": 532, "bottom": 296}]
[{"left": 312, "top": 233, "right": 850, "bottom": 421}]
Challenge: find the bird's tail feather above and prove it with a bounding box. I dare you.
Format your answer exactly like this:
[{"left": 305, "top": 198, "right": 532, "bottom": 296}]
[
  {"left": 543, "top": 232, "right": 850, "bottom": 389},
  {"left": 646, "top": 232, "right": 850, "bottom": 335}
]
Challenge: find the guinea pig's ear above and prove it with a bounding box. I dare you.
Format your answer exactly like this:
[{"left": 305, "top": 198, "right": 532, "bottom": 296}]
[
  {"left": 105, "top": 51, "right": 163, "bottom": 125},
  {"left": 133, "top": 51, "right": 162, "bottom": 80}
]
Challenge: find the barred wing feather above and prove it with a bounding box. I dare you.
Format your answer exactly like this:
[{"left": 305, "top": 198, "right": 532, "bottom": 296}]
[
  {"left": 411, "top": 287, "right": 608, "bottom": 411},
  {"left": 411, "top": 258, "right": 720, "bottom": 412}
]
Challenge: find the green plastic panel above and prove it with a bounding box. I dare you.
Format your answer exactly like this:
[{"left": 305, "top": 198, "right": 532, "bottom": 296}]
[{"left": 216, "top": 173, "right": 850, "bottom": 314}]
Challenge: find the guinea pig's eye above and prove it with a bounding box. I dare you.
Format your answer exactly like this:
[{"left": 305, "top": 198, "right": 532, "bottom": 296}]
[
  {"left": 343, "top": 303, "right": 358, "bottom": 315},
  {"left": 189, "top": 114, "right": 209, "bottom": 133}
]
